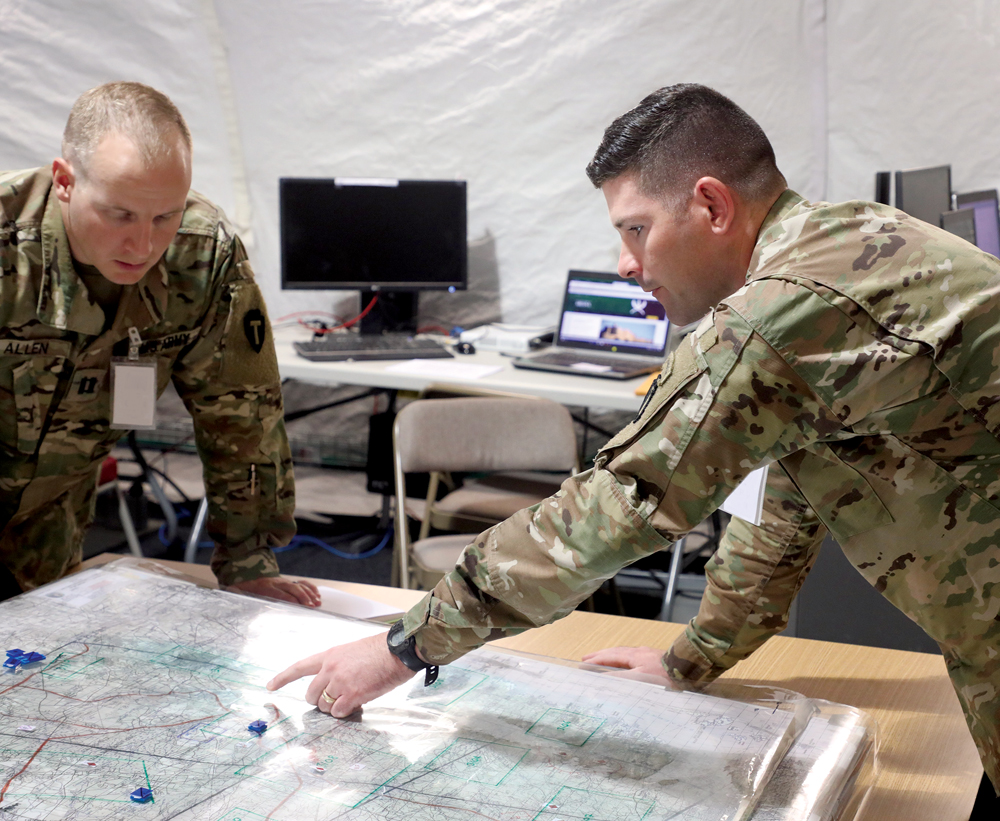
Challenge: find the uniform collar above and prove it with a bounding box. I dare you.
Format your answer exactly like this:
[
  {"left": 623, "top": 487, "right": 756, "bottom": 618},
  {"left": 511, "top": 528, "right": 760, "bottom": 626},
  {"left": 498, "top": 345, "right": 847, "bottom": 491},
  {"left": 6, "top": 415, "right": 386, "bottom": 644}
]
[
  {"left": 136, "top": 260, "right": 170, "bottom": 326},
  {"left": 747, "top": 189, "right": 807, "bottom": 278},
  {"left": 756, "top": 189, "right": 805, "bottom": 239},
  {"left": 37, "top": 185, "right": 169, "bottom": 334}
]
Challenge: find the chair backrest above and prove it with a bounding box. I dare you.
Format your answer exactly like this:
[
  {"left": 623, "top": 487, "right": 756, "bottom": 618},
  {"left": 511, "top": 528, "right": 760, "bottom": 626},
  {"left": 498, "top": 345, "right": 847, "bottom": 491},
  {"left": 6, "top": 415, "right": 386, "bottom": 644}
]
[
  {"left": 391, "top": 396, "right": 578, "bottom": 588},
  {"left": 393, "top": 397, "right": 578, "bottom": 475}
]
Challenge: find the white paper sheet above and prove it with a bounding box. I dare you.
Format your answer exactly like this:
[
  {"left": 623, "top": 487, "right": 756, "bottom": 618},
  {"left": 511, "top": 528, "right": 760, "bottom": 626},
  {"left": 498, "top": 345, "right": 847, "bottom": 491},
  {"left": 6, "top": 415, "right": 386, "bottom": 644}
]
[
  {"left": 317, "top": 586, "right": 403, "bottom": 620},
  {"left": 720, "top": 465, "right": 769, "bottom": 526},
  {"left": 383, "top": 359, "right": 503, "bottom": 379}
]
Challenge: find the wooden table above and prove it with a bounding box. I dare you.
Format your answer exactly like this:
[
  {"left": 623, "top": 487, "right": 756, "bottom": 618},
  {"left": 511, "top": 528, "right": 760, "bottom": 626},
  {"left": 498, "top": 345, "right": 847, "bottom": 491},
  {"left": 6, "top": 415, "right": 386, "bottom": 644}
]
[{"left": 79, "top": 554, "right": 984, "bottom": 820}]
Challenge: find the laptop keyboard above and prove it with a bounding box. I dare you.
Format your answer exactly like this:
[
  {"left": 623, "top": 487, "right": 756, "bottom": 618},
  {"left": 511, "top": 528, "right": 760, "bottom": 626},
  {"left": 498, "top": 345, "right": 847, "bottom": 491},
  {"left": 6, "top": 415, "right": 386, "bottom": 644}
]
[
  {"left": 294, "top": 334, "right": 454, "bottom": 361},
  {"left": 529, "top": 350, "right": 654, "bottom": 371}
]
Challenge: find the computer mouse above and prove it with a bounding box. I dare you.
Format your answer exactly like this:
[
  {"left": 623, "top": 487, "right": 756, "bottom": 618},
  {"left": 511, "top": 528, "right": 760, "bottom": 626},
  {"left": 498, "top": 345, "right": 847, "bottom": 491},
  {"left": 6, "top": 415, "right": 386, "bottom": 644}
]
[{"left": 455, "top": 341, "right": 476, "bottom": 355}]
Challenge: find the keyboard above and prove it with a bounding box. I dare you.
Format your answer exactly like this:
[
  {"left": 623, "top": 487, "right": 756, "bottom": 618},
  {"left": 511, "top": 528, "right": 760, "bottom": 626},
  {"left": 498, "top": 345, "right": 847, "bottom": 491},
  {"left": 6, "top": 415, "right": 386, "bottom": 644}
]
[
  {"left": 527, "top": 350, "right": 655, "bottom": 371},
  {"left": 293, "top": 333, "right": 454, "bottom": 362}
]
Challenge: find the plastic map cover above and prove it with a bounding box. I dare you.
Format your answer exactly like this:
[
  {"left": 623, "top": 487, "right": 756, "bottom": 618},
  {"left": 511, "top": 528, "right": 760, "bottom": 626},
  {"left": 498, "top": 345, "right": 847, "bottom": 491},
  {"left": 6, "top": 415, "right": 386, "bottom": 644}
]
[{"left": 0, "top": 562, "right": 870, "bottom": 820}]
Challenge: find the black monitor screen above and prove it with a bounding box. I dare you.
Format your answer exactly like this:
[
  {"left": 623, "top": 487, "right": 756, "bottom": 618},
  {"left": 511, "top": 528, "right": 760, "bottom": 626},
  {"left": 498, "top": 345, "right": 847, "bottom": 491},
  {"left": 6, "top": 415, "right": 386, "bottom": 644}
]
[
  {"left": 955, "top": 189, "right": 1000, "bottom": 258},
  {"left": 280, "top": 177, "right": 467, "bottom": 291},
  {"left": 894, "top": 165, "right": 951, "bottom": 227}
]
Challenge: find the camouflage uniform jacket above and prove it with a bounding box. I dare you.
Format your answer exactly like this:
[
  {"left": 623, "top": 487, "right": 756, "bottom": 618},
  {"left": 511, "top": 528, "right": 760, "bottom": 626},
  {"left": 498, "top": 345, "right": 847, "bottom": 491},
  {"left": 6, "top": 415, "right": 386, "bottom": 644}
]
[
  {"left": 0, "top": 167, "right": 295, "bottom": 590},
  {"left": 402, "top": 190, "right": 1000, "bottom": 788}
]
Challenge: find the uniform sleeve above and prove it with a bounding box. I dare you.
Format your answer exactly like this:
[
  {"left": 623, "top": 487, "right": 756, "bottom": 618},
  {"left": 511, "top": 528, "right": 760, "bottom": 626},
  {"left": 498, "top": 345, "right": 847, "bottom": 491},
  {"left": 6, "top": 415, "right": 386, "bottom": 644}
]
[
  {"left": 402, "top": 304, "right": 847, "bottom": 666},
  {"left": 664, "top": 462, "right": 826, "bottom": 684},
  {"left": 170, "top": 234, "right": 295, "bottom": 587}
]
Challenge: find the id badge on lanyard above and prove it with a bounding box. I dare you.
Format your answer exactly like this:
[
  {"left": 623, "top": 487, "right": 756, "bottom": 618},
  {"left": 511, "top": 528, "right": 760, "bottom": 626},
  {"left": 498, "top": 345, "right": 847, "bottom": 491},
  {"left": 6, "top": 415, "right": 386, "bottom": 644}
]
[{"left": 110, "top": 327, "right": 157, "bottom": 430}]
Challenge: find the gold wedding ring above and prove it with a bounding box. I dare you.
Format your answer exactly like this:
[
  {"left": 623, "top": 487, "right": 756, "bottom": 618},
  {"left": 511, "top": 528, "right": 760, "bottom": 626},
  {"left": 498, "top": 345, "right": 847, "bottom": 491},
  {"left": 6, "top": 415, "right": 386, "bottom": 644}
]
[{"left": 320, "top": 688, "right": 336, "bottom": 705}]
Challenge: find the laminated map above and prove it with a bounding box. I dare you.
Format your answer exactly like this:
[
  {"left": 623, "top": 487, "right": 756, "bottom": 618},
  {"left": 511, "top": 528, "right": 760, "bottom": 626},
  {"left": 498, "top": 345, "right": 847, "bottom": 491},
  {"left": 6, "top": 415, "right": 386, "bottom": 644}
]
[{"left": 0, "top": 561, "right": 872, "bottom": 820}]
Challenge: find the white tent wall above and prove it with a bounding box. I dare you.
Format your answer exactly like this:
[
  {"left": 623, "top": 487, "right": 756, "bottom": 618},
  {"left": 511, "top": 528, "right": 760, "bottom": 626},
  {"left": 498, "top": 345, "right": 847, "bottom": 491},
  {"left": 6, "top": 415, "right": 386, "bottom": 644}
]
[
  {"left": 826, "top": 2, "right": 1000, "bottom": 203},
  {"left": 0, "top": 2, "right": 239, "bottom": 221},
  {"left": 1, "top": 1, "right": 998, "bottom": 326},
  {"left": 1, "top": 0, "right": 823, "bottom": 326},
  {"left": 210, "top": 0, "right": 826, "bottom": 324}
]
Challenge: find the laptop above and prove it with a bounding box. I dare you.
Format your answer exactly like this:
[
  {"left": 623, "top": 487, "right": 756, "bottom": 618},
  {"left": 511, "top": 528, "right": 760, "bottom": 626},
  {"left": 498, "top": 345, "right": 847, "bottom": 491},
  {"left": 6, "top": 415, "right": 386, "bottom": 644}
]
[{"left": 512, "top": 270, "right": 670, "bottom": 380}]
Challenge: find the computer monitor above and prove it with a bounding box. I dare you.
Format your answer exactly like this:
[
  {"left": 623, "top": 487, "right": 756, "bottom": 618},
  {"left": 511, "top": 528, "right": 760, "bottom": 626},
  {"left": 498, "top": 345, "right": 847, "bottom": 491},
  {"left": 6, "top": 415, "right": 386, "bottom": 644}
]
[
  {"left": 940, "top": 207, "right": 977, "bottom": 247},
  {"left": 280, "top": 177, "right": 467, "bottom": 333},
  {"left": 874, "top": 171, "right": 892, "bottom": 205},
  {"left": 894, "top": 165, "right": 951, "bottom": 227},
  {"left": 955, "top": 189, "right": 1000, "bottom": 258}
]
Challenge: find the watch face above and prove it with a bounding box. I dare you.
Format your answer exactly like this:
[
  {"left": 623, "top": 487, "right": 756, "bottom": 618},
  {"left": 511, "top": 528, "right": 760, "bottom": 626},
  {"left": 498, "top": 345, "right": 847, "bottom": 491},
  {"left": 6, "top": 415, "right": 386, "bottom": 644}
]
[{"left": 387, "top": 621, "right": 406, "bottom": 649}]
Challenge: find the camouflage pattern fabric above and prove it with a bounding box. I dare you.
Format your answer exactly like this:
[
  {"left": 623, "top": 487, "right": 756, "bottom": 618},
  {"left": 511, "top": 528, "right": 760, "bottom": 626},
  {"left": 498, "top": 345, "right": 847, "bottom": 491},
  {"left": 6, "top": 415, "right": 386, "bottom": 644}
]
[
  {"left": 401, "top": 190, "right": 1000, "bottom": 790},
  {"left": 0, "top": 167, "right": 295, "bottom": 590}
]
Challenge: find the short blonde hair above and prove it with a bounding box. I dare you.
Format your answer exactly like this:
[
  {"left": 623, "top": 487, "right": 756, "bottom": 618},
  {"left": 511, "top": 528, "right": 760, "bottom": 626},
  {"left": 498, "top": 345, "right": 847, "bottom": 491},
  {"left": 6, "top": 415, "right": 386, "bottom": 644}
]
[{"left": 62, "top": 81, "right": 192, "bottom": 175}]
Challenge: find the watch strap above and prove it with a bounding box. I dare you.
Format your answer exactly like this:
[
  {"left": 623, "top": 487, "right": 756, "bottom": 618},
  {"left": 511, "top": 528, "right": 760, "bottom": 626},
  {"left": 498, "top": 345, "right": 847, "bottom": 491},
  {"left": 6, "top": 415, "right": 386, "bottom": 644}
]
[{"left": 387, "top": 621, "right": 439, "bottom": 686}]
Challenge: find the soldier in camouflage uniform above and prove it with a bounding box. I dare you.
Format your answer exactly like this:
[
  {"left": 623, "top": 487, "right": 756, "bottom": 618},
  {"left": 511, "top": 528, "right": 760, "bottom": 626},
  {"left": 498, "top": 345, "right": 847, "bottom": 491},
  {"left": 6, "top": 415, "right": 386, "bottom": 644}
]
[
  {"left": 270, "top": 85, "right": 1000, "bottom": 793},
  {"left": 0, "top": 82, "right": 320, "bottom": 608}
]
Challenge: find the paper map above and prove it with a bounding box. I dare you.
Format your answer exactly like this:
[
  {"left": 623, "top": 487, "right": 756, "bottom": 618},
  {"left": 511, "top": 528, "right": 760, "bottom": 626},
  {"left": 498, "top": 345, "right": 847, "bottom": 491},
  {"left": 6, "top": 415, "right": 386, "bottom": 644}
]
[{"left": 0, "top": 562, "right": 869, "bottom": 819}]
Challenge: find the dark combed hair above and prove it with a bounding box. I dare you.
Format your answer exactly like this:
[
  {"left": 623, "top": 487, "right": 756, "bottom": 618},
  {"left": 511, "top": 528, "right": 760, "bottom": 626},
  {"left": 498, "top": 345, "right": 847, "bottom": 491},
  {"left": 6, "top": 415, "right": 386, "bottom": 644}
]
[{"left": 586, "top": 84, "right": 785, "bottom": 206}]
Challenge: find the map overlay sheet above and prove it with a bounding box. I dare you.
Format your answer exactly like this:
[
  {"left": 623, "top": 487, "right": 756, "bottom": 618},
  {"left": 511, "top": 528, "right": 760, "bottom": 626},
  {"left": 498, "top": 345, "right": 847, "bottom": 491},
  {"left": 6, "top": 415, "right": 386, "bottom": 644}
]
[{"left": 0, "top": 562, "right": 871, "bottom": 820}]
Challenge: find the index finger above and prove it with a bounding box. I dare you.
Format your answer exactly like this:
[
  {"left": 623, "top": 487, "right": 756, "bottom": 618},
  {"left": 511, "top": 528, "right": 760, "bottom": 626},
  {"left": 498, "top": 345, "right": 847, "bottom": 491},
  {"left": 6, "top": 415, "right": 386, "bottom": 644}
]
[{"left": 267, "top": 652, "right": 323, "bottom": 691}]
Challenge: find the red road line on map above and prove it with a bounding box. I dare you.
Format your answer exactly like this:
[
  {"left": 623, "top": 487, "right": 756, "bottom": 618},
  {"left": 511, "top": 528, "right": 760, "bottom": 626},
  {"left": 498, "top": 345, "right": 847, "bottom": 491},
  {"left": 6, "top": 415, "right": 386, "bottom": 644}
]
[
  {"left": 52, "top": 712, "right": 228, "bottom": 741},
  {"left": 0, "top": 644, "right": 90, "bottom": 698},
  {"left": 0, "top": 646, "right": 95, "bottom": 803},
  {"left": 0, "top": 711, "right": 228, "bottom": 803},
  {"left": 0, "top": 710, "right": 229, "bottom": 802},
  {"left": 266, "top": 771, "right": 304, "bottom": 821},
  {"left": 0, "top": 640, "right": 257, "bottom": 804},
  {"left": 18, "top": 685, "right": 229, "bottom": 711},
  {"left": 0, "top": 738, "right": 51, "bottom": 804}
]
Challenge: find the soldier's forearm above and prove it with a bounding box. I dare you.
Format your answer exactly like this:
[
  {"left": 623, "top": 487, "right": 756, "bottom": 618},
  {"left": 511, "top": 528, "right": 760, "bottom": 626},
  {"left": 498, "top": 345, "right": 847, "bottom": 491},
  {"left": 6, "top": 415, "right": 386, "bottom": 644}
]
[{"left": 403, "top": 468, "right": 683, "bottom": 664}]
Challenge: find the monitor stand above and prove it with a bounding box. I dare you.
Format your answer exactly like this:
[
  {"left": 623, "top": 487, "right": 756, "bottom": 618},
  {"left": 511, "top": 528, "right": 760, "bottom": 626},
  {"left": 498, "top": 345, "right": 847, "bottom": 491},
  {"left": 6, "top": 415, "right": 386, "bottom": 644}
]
[{"left": 359, "top": 292, "right": 418, "bottom": 335}]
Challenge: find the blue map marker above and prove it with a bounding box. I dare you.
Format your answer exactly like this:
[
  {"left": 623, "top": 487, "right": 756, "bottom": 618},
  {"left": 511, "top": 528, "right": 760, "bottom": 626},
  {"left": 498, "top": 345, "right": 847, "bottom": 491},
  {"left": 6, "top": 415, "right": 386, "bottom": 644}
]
[
  {"left": 129, "top": 787, "right": 153, "bottom": 803},
  {"left": 247, "top": 720, "right": 267, "bottom": 735},
  {"left": 4, "top": 650, "right": 46, "bottom": 668}
]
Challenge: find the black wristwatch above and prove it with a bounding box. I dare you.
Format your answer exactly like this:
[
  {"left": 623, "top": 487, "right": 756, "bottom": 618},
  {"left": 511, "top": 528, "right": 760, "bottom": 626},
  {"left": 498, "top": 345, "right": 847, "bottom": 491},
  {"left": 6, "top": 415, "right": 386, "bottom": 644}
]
[{"left": 386, "top": 620, "right": 439, "bottom": 686}]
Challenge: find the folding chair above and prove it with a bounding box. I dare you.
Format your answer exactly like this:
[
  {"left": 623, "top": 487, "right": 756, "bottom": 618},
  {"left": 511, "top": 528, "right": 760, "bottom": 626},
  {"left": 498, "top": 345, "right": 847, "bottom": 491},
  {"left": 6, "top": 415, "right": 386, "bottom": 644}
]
[
  {"left": 409, "top": 384, "right": 577, "bottom": 540},
  {"left": 392, "top": 397, "right": 579, "bottom": 590}
]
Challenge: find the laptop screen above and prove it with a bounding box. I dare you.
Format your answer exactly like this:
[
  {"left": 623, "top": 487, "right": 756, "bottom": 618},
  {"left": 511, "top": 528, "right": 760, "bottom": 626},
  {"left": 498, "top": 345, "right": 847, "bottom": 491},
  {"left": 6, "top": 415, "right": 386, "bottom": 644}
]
[{"left": 556, "top": 270, "right": 670, "bottom": 355}]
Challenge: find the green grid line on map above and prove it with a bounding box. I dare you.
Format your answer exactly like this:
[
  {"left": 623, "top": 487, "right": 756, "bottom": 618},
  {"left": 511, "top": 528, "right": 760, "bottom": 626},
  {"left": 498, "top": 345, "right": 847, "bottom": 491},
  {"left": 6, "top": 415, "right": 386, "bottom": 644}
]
[
  {"left": 532, "top": 785, "right": 656, "bottom": 821},
  {"left": 407, "top": 665, "right": 489, "bottom": 708},
  {"left": 216, "top": 810, "right": 268, "bottom": 821},
  {"left": 427, "top": 737, "right": 530, "bottom": 786},
  {"left": 232, "top": 733, "right": 306, "bottom": 774},
  {"left": 142, "top": 760, "right": 154, "bottom": 804},
  {"left": 526, "top": 707, "right": 606, "bottom": 747},
  {"left": 148, "top": 645, "right": 272, "bottom": 685},
  {"left": 0, "top": 751, "right": 155, "bottom": 805},
  {"left": 235, "top": 738, "right": 410, "bottom": 809},
  {"left": 197, "top": 712, "right": 294, "bottom": 743},
  {"left": 42, "top": 655, "right": 105, "bottom": 680}
]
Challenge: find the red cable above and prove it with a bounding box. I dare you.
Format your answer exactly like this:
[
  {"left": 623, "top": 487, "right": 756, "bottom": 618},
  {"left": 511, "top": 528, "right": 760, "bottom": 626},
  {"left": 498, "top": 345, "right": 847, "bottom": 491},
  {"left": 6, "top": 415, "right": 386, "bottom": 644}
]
[{"left": 304, "top": 295, "right": 380, "bottom": 334}]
